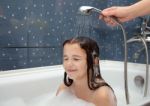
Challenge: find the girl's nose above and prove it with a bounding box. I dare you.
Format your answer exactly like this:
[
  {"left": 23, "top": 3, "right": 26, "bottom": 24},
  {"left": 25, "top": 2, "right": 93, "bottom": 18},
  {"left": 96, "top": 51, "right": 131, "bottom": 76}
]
[{"left": 66, "top": 60, "right": 73, "bottom": 67}]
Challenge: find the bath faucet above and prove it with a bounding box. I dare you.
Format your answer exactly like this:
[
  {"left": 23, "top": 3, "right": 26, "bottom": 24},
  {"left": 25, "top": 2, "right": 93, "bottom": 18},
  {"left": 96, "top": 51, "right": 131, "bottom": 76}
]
[{"left": 127, "top": 17, "right": 150, "bottom": 96}]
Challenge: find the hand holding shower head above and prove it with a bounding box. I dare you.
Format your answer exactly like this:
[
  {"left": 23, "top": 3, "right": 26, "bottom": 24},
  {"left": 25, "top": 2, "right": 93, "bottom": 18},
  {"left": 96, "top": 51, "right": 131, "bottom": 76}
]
[{"left": 79, "top": 6, "right": 120, "bottom": 24}]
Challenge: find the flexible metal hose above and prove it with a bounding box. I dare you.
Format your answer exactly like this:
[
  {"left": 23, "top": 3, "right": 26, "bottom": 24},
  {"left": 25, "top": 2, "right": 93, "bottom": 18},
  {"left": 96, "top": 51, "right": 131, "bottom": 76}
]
[
  {"left": 138, "top": 36, "right": 149, "bottom": 97},
  {"left": 117, "top": 23, "right": 129, "bottom": 104}
]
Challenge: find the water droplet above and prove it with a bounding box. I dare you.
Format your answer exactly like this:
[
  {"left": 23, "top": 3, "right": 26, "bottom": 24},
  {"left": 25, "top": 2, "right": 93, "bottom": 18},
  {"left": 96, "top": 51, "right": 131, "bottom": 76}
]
[
  {"left": 33, "top": 4, "right": 37, "bottom": 7},
  {"left": 7, "top": 5, "right": 10, "bottom": 9},
  {"left": 8, "top": 30, "right": 11, "bottom": 34}
]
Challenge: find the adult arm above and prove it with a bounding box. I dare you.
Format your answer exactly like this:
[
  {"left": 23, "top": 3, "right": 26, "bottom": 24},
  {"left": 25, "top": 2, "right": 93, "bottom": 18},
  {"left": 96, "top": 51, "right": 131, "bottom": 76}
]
[{"left": 101, "top": 0, "right": 150, "bottom": 25}]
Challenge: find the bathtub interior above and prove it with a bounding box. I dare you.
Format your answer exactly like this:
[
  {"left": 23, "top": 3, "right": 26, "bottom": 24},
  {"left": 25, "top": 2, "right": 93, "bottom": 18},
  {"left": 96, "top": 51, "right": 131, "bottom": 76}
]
[
  {"left": 100, "top": 61, "right": 150, "bottom": 105},
  {"left": 0, "top": 65, "right": 64, "bottom": 103},
  {"left": 0, "top": 60, "right": 150, "bottom": 106}
]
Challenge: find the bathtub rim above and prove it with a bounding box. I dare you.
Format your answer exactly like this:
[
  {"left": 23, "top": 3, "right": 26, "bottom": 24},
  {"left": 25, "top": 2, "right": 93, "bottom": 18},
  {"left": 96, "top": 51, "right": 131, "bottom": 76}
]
[{"left": 0, "top": 60, "right": 148, "bottom": 78}]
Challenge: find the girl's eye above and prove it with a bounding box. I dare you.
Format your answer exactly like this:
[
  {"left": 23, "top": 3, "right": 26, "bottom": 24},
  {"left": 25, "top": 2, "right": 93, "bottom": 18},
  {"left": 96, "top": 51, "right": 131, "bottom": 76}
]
[
  {"left": 74, "top": 58, "right": 80, "bottom": 61},
  {"left": 63, "top": 58, "right": 68, "bottom": 61}
]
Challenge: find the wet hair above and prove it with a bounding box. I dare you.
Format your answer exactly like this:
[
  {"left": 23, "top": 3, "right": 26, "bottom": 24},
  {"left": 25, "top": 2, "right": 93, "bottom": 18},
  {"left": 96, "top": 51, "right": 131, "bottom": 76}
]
[{"left": 63, "top": 36, "right": 109, "bottom": 90}]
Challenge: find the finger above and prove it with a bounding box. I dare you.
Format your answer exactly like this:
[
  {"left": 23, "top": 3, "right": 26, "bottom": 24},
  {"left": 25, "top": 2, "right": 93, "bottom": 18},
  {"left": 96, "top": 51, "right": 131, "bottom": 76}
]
[
  {"left": 109, "top": 20, "right": 118, "bottom": 26},
  {"left": 102, "top": 6, "right": 117, "bottom": 16},
  {"left": 106, "top": 21, "right": 117, "bottom": 27},
  {"left": 102, "top": 16, "right": 118, "bottom": 26},
  {"left": 103, "top": 17, "right": 112, "bottom": 23},
  {"left": 99, "top": 15, "right": 103, "bottom": 20},
  {"left": 119, "top": 17, "right": 130, "bottom": 23}
]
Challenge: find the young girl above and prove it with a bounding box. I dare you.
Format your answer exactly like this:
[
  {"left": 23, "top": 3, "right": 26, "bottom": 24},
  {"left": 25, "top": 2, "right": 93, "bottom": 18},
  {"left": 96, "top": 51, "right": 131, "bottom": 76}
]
[{"left": 57, "top": 36, "right": 117, "bottom": 106}]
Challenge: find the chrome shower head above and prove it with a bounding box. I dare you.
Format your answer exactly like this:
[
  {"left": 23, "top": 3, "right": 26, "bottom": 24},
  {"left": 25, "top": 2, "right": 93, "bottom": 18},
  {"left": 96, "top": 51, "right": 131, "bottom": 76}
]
[{"left": 79, "top": 6, "right": 102, "bottom": 15}]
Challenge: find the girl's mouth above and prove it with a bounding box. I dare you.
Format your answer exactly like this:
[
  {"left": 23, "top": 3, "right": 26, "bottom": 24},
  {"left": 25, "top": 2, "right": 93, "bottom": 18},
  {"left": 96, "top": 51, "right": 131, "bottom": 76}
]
[
  {"left": 67, "top": 69, "right": 77, "bottom": 74},
  {"left": 68, "top": 69, "right": 76, "bottom": 72}
]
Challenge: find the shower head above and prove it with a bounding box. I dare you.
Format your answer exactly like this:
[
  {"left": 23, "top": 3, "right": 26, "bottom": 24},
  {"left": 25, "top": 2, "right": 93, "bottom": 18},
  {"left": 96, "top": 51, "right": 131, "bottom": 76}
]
[{"left": 79, "top": 6, "right": 102, "bottom": 15}]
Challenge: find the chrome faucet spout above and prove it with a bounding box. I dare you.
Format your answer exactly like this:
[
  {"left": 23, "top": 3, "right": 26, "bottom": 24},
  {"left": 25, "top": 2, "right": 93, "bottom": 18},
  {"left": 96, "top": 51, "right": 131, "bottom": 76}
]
[
  {"left": 127, "top": 36, "right": 150, "bottom": 43},
  {"left": 127, "top": 37, "right": 141, "bottom": 43}
]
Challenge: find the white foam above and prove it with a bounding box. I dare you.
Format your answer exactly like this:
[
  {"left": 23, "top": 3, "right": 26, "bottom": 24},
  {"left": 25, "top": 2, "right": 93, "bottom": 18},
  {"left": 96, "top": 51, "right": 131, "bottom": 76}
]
[
  {"left": 29, "top": 90, "right": 95, "bottom": 106},
  {"left": 0, "top": 90, "right": 95, "bottom": 106},
  {"left": 50, "top": 90, "right": 94, "bottom": 106},
  {"left": 0, "top": 97, "right": 26, "bottom": 106}
]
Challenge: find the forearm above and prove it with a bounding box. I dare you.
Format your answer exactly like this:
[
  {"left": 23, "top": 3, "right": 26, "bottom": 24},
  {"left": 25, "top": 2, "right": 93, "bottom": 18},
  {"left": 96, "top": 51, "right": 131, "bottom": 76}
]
[{"left": 129, "top": 0, "right": 150, "bottom": 18}]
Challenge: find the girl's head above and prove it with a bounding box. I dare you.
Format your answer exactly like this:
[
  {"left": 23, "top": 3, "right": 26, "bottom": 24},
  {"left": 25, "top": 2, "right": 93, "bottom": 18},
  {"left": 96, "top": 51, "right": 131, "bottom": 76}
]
[{"left": 63, "top": 36, "right": 103, "bottom": 90}]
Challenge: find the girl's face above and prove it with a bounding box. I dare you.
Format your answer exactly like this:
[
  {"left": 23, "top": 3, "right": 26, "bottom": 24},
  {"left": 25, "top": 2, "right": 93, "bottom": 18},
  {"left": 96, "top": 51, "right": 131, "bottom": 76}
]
[{"left": 63, "top": 43, "right": 88, "bottom": 80}]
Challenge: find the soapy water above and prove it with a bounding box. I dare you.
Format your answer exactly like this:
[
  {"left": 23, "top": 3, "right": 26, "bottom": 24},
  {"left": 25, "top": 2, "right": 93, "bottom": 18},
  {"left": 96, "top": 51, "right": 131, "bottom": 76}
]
[
  {"left": 0, "top": 97, "right": 26, "bottom": 106},
  {"left": 0, "top": 90, "right": 95, "bottom": 106}
]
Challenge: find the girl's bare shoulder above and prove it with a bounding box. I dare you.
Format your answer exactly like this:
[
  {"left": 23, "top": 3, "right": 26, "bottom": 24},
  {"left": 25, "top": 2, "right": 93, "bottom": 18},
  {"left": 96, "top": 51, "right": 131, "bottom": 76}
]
[{"left": 93, "top": 86, "right": 117, "bottom": 106}]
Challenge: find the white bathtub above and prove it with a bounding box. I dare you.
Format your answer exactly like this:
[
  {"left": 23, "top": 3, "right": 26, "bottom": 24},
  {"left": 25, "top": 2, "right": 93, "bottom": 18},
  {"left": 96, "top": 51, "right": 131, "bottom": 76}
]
[{"left": 0, "top": 60, "right": 150, "bottom": 106}]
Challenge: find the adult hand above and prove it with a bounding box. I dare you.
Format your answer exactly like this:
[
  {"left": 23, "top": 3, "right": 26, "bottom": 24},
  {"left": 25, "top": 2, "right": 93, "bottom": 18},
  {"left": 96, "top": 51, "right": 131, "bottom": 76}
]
[{"left": 100, "top": 6, "right": 134, "bottom": 26}]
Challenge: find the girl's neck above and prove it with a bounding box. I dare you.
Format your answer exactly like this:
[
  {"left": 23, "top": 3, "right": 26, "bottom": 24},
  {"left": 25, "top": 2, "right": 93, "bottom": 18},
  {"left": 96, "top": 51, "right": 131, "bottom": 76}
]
[{"left": 73, "top": 75, "right": 88, "bottom": 88}]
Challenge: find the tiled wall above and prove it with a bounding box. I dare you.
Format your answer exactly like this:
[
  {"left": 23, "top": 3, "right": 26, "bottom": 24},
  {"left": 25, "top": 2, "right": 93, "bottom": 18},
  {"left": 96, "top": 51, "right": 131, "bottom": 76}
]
[{"left": 0, "top": 0, "right": 149, "bottom": 71}]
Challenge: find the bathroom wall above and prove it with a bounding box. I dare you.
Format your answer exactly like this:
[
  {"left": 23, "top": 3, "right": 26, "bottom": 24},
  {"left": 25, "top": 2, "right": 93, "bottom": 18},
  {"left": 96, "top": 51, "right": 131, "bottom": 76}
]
[{"left": 0, "top": 0, "right": 149, "bottom": 71}]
